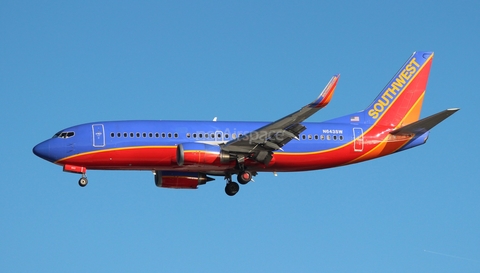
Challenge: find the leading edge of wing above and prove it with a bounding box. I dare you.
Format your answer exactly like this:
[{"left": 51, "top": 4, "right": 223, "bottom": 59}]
[
  {"left": 221, "top": 74, "right": 340, "bottom": 154},
  {"left": 259, "top": 73, "right": 340, "bottom": 131}
]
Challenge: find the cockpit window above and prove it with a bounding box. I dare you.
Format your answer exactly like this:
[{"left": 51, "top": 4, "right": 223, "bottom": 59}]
[{"left": 52, "top": 131, "right": 75, "bottom": 139}]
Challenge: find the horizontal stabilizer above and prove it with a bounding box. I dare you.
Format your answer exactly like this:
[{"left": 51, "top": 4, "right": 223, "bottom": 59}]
[{"left": 390, "top": 108, "right": 459, "bottom": 135}]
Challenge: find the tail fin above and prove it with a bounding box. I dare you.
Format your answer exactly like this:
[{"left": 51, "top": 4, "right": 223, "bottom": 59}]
[{"left": 365, "top": 51, "right": 434, "bottom": 128}]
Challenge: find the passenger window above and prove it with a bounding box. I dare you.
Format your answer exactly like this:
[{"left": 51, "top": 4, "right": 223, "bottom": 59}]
[
  {"left": 155, "top": 133, "right": 159, "bottom": 138},
  {"left": 327, "top": 135, "right": 331, "bottom": 140},
  {"left": 225, "top": 133, "right": 229, "bottom": 139},
  {"left": 117, "top": 133, "right": 121, "bottom": 137},
  {"left": 302, "top": 135, "right": 306, "bottom": 140},
  {"left": 199, "top": 133, "right": 203, "bottom": 138},
  {"left": 168, "top": 133, "right": 172, "bottom": 138},
  {"left": 232, "top": 133, "right": 236, "bottom": 139},
  {"left": 136, "top": 133, "right": 140, "bottom": 137},
  {"left": 149, "top": 133, "right": 153, "bottom": 138},
  {"left": 211, "top": 133, "right": 215, "bottom": 139},
  {"left": 314, "top": 135, "right": 318, "bottom": 140},
  {"left": 193, "top": 133, "right": 197, "bottom": 138},
  {"left": 186, "top": 133, "right": 191, "bottom": 138},
  {"left": 308, "top": 134, "right": 312, "bottom": 140},
  {"left": 130, "top": 132, "right": 134, "bottom": 138},
  {"left": 321, "top": 135, "right": 325, "bottom": 140},
  {"left": 142, "top": 133, "right": 146, "bottom": 138},
  {"left": 123, "top": 132, "right": 127, "bottom": 137},
  {"left": 174, "top": 133, "right": 178, "bottom": 138},
  {"left": 111, "top": 133, "right": 115, "bottom": 137},
  {"left": 333, "top": 135, "right": 337, "bottom": 140}
]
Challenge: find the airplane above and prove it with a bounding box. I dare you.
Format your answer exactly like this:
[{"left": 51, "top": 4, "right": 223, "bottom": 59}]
[{"left": 33, "top": 51, "right": 459, "bottom": 196}]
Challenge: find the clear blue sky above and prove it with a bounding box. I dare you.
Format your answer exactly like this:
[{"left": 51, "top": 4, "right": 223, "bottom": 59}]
[{"left": 1, "top": 1, "right": 479, "bottom": 272}]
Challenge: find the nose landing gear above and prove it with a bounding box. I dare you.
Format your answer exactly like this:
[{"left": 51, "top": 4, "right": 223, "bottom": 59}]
[
  {"left": 63, "top": 164, "right": 88, "bottom": 187},
  {"left": 78, "top": 176, "right": 88, "bottom": 187}
]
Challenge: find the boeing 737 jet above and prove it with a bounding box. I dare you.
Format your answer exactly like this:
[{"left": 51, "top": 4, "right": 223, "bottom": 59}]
[{"left": 33, "top": 51, "right": 458, "bottom": 196}]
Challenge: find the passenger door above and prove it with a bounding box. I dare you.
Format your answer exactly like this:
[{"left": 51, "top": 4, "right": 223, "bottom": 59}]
[{"left": 92, "top": 124, "right": 105, "bottom": 147}]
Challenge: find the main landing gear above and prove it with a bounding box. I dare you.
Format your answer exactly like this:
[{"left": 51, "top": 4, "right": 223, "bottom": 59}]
[
  {"left": 237, "top": 170, "right": 253, "bottom": 185},
  {"left": 224, "top": 170, "right": 254, "bottom": 196},
  {"left": 225, "top": 178, "right": 239, "bottom": 196}
]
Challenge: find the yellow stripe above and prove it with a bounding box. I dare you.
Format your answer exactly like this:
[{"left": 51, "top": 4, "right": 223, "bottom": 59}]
[
  {"left": 370, "top": 54, "right": 433, "bottom": 127},
  {"left": 394, "top": 91, "right": 425, "bottom": 129},
  {"left": 346, "top": 94, "right": 425, "bottom": 164},
  {"left": 341, "top": 55, "right": 432, "bottom": 158}
]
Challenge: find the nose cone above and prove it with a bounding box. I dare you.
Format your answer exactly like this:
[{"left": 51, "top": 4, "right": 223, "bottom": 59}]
[{"left": 33, "top": 141, "right": 52, "bottom": 162}]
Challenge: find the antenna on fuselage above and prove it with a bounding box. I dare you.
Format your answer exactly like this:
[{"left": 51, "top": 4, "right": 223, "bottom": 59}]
[{"left": 213, "top": 117, "right": 217, "bottom": 122}]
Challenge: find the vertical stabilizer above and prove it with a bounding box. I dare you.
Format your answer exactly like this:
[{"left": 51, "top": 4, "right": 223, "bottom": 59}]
[{"left": 365, "top": 51, "right": 434, "bottom": 128}]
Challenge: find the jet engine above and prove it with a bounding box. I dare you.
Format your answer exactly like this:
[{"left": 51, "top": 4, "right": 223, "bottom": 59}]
[
  {"left": 154, "top": 171, "right": 214, "bottom": 189},
  {"left": 176, "top": 143, "right": 232, "bottom": 166}
]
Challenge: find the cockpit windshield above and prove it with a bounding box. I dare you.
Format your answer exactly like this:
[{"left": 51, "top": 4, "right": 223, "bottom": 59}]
[{"left": 52, "top": 131, "right": 75, "bottom": 139}]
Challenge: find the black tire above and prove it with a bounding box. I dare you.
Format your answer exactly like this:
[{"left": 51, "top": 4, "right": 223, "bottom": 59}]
[
  {"left": 237, "top": 171, "right": 252, "bottom": 185},
  {"left": 225, "top": 182, "right": 240, "bottom": 196},
  {"left": 78, "top": 177, "right": 88, "bottom": 187}
]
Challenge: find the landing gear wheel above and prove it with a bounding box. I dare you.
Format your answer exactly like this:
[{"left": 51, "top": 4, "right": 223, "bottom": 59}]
[
  {"left": 78, "top": 177, "right": 88, "bottom": 187},
  {"left": 237, "top": 171, "right": 252, "bottom": 185},
  {"left": 225, "top": 182, "right": 240, "bottom": 196}
]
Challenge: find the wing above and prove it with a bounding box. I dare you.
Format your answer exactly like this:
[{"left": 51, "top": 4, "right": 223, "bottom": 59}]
[{"left": 221, "top": 74, "right": 339, "bottom": 165}]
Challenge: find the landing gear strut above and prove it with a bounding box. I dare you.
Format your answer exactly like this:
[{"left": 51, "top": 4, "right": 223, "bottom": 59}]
[{"left": 224, "top": 174, "right": 239, "bottom": 196}]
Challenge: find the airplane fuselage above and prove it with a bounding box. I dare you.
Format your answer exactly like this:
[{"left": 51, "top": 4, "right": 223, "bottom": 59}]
[{"left": 33, "top": 118, "right": 425, "bottom": 174}]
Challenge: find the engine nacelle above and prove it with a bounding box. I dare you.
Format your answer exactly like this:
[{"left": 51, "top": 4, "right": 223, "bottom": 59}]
[
  {"left": 154, "top": 171, "right": 214, "bottom": 189},
  {"left": 176, "top": 142, "right": 232, "bottom": 166}
]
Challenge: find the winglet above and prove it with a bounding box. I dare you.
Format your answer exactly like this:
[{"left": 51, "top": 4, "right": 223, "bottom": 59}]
[{"left": 308, "top": 74, "right": 340, "bottom": 108}]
